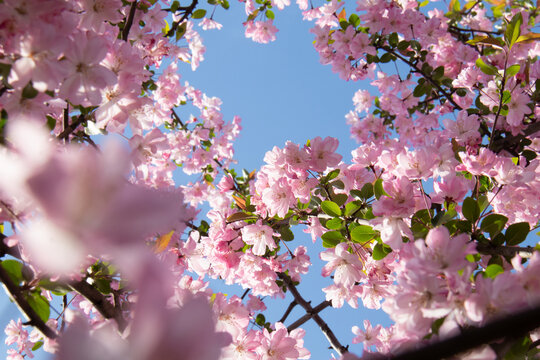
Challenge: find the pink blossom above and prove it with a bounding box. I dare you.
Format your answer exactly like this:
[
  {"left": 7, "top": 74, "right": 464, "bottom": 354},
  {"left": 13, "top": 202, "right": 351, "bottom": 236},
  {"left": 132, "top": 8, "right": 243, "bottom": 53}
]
[
  {"left": 241, "top": 222, "right": 277, "bottom": 256},
  {"left": 59, "top": 31, "right": 117, "bottom": 106},
  {"left": 199, "top": 18, "right": 223, "bottom": 30},
  {"left": 308, "top": 136, "right": 342, "bottom": 172},
  {"left": 245, "top": 20, "right": 279, "bottom": 44},
  {"left": 352, "top": 320, "right": 383, "bottom": 350},
  {"left": 320, "top": 243, "right": 365, "bottom": 286}
]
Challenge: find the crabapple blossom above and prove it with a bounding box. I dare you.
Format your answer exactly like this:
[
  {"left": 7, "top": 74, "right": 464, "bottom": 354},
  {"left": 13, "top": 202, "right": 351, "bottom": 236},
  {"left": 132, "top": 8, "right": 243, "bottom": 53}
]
[{"left": 1, "top": 1, "right": 540, "bottom": 360}]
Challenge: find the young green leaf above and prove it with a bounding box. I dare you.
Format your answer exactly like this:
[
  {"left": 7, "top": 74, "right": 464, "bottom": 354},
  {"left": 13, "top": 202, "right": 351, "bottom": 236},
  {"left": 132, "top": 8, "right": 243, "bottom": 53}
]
[
  {"left": 373, "top": 179, "right": 388, "bottom": 200},
  {"left": 505, "top": 12, "right": 522, "bottom": 48},
  {"left": 480, "top": 214, "right": 508, "bottom": 238},
  {"left": 485, "top": 263, "right": 504, "bottom": 278},
  {"left": 192, "top": 9, "right": 207, "bottom": 19},
  {"left": 321, "top": 231, "right": 344, "bottom": 247},
  {"left": 350, "top": 225, "right": 376, "bottom": 243},
  {"left": 476, "top": 58, "right": 498, "bottom": 76},
  {"left": 462, "top": 197, "right": 480, "bottom": 223},
  {"left": 505, "top": 222, "right": 530, "bottom": 246},
  {"left": 321, "top": 200, "right": 342, "bottom": 217}
]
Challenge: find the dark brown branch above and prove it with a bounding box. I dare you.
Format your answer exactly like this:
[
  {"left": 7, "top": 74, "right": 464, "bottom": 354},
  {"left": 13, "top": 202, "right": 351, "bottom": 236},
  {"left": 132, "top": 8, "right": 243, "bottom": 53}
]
[
  {"left": 448, "top": 25, "right": 501, "bottom": 35},
  {"left": 279, "top": 300, "right": 298, "bottom": 324},
  {"left": 57, "top": 114, "right": 85, "bottom": 140},
  {"left": 278, "top": 273, "right": 348, "bottom": 355},
  {"left": 0, "top": 264, "right": 57, "bottom": 339},
  {"left": 388, "top": 304, "right": 540, "bottom": 360},
  {"left": 122, "top": 1, "right": 138, "bottom": 41},
  {"left": 287, "top": 300, "right": 331, "bottom": 331},
  {"left": 491, "top": 121, "right": 540, "bottom": 153},
  {"left": 476, "top": 243, "right": 535, "bottom": 258},
  {"left": 166, "top": 0, "right": 199, "bottom": 37},
  {"left": 383, "top": 47, "right": 462, "bottom": 111},
  {"left": 69, "top": 280, "right": 127, "bottom": 332},
  {"left": 171, "top": 108, "right": 188, "bottom": 130}
]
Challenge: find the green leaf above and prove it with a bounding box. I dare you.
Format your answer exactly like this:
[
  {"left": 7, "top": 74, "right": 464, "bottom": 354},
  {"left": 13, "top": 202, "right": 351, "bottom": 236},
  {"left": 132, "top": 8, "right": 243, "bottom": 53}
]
[
  {"left": 506, "top": 64, "right": 521, "bottom": 78},
  {"left": 1, "top": 260, "right": 24, "bottom": 286},
  {"left": 462, "top": 197, "right": 480, "bottom": 223},
  {"left": 330, "top": 180, "right": 345, "bottom": 190},
  {"left": 255, "top": 313, "right": 266, "bottom": 326},
  {"left": 32, "top": 341, "right": 44, "bottom": 351},
  {"left": 413, "top": 83, "right": 426, "bottom": 97},
  {"left": 348, "top": 13, "right": 360, "bottom": 27},
  {"left": 373, "top": 179, "right": 387, "bottom": 200},
  {"left": 321, "top": 231, "right": 344, "bottom": 247},
  {"left": 501, "top": 90, "right": 512, "bottom": 105},
  {"left": 26, "top": 292, "right": 50, "bottom": 323},
  {"left": 220, "top": 0, "right": 230, "bottom": 9},
  {"left": 171, "top": 0, "right": 180, "bottom": 11},
  {"left": 21, "top": 83, "right": 38, "bottom": 99},
  {"left": 485, "top": 264, "right": 504, "bottom": 278},
  {"left": 278, "top": 226, "right": 294, "bottom": 241},
  {"left": 480, "top": 214, "right": 508, "bottom": 238},
  {"left": 325, "top": 218, "right": 343, "bottom": 230},
  {"left": 192, "top": 9, "right": 207, "bottom": 19},
  {"left": 476, "top": 58, "right": 498, "bottom": 76},
  {"left": 350, "top": 225, "right": 376, "bottom": 243},
  {"left": 397, "top": 40, "right": 410, "bottom": 51},
  {"left": 432, "top": 66, "right": 445, "bottom": 80},
  {"left": 321, "top": 200, "right": 342, "bottom": 217},
  {"left": 505, "top": 222, "right": 530, "bottom": 246},
  {"left": 467, "top": 36, "right": 504, "bottom": 48},
  {"left": 175, "top": 22, "right": 187, "bottom": 40},
  {"left": 505, "top": 12, "right": 522, "bottom": 49},
  {"left": 379, "top": 53, "right": 393, "bottom": 63},
  {"left": 265, "top": 9, "right": 275, "bottom": 19},
  {"left": 359, "top": 182, "right": 374, "bottom": 199},
  {"left": 388, "top": 33, "right": 398, "bottom": 47},
  {"left": 344, "top": 201, "right": 362, "bottom": 217},
  {"left": 226, "top": 212, "right": 256, "bottom": 223},
  {"left": 372, "top": 242, "right": 392, "bottom": 260},
  {"left": 326, "top": 169, "right": 340, "bottom": 181},
  {"left": 95, "top": 278, "right": 112, "bottom": 294},
  {"left": 333, "top": 193, "right": 348, "bottom": 206}
]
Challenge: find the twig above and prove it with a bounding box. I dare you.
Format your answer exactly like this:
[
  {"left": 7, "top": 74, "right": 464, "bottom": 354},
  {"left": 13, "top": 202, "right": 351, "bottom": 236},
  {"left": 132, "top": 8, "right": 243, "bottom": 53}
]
[
  {"left": 388, "top": 304, "right": 540, "bottom": 360},
  {"left": 278, "top": 300, "right": 298, "bottom": 324},
  {"left": 167, "top": 0, "right": 199, "bottom": 37},
  {"left": 0, "top": 264, "right": 57, "bottom": 339},
  {"left": 69, "top": 280, "right": 127, "bottom": 331},
  {"left": 287, "top": 300, "right": 331, "bottom": 331},
  {"left": 277, "top": 273, "right": 348, "bottom": 355},
  {"left": 122, "top": 1, "right": 138, "bottom": 41},
  {"left": 57, "top": 114, "right": 85, "bottom": 140},
  {"left": 383, "top": 47, "right": 462, "bottom": 110},
  {"left": 488, "top": 55, "right": 508, "bottom": 150}
]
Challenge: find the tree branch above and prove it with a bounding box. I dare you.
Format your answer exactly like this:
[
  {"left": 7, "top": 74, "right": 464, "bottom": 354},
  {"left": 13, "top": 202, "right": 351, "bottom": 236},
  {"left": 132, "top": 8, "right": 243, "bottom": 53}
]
[
  {"left": 287, "top": 300, "right": 331, "bottom": 331},
  {"left": 57, "top": 114, "right": 85, "bottom": 141},
  {"left": 388, "top": 304, "right": 540, "bottom": 360},
  {"left": 383, "top": 47, "right": 462, "bottom": 111},
  {"left": 166, "top": 0, "right": 199, "bottom": 37},
  {"left": 476, "top": 243, "right": 535, "bottom": 258},
  {"left": 279, "top": 300, "right": 298, "bottom": 324},
  {"left": 277, "top": 273, "right": 348, "bottom": 355},
  {"left": 491, "top": 120, "right": 540, "bottom": 153},
  {"left": 69, "top": 279, "right": 127, "bottom": 332},
  {"left": 122, "top": 1, "right": 138, "bottom": 41},
  {"left": 0, "top": 264, "right": 57, "bottom": 339}
]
